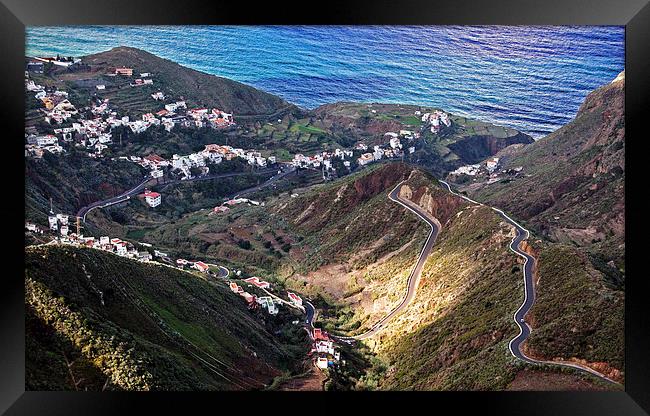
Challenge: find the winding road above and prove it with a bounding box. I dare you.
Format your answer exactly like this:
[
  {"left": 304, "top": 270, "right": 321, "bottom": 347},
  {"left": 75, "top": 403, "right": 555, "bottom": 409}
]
[
  {"left": 438, "top": 180, "right": 620, "bottom": 385},
  {"left": 333, "top": 180, "right": 440, "bottom": 342}
]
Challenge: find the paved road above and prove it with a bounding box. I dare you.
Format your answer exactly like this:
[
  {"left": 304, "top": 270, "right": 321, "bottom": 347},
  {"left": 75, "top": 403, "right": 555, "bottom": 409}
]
[
  {"left": 231, "top": 165, "right": 296, "bottom": 199},
  {"left": 77, "top": 177, "right": 152, "bottom": 221},
  {"left": 334, "top": 180, "right": 440, "bottom": 342},
  {"left": 439, "top": 180, "right": 620, "bottom": 385},
  {"left": 77, "top": 166, "right": 294, "bottom": 223},
  {"left": 304, "top": 300, "right": 316, "bottom": 327}
]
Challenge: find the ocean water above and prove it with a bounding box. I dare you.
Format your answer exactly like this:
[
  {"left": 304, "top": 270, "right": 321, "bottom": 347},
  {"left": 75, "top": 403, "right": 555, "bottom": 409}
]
[{"left": 26, "top": 26, "right": 625, "bottom": 138}]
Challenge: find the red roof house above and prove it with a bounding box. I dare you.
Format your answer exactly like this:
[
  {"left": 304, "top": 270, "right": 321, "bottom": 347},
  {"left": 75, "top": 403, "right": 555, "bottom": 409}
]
[{"left": 192, "top": 261, "right": 209, "bottom": 273}]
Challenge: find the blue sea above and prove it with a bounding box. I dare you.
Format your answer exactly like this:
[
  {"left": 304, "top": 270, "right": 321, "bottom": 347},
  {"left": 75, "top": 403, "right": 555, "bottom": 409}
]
[{"left": 26, "top": 26, "right": 624, "bottom": 138}]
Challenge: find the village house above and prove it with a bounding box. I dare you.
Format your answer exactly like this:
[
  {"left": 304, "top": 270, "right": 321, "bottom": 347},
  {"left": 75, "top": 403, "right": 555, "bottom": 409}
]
[
  {"left": 138, "top": 251, "right": 153, "bottom": 262},
  {"left": 287, "top": 292, "right": 302, "bottom": 306},
  {"left": 241, "top": 292, "right": 256, "bottom": 305},
  {"left": 357, "top": 153, "right": 374, "bottom": 166},
  {"left": 56, "top": 214, "right": 69, "bottom": 225},
  {"left": 244, "top": 276, "right": 270, "bottom": 289},
  {"left": 114, "top": 242, "right": 128, "bottom": 256},
  {"left": 142, "top": 190, "right": 161, "bottom": 208},
  {"left": 48, "top": 215, "right": 58, "bottom": 231},
  {"left": 192, "top": 261, "right": 209, "bottom": 273},
  {"left": 313, "top": 328, "right": 330, "bottom": 342},
  {"left": 389, "top": 137, "right": 402, "bottom": 149},
  {"left": 486, "top": 157, "right": 500, "bottom": 173},
  {"left": 213, "top": 206, "right": 230, "bottom": 214},
  {"left": 316, "top": 357, "right": 329, "bottom": 369},
  {"left": 114, "top": 67, "right": 133, "bottom": 76}
]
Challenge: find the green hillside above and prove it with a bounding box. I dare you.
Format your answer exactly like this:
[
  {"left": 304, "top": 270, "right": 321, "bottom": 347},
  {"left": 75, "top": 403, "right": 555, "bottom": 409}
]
[{"left": 25, "top": 245, "right": 307, "bottom": 391}]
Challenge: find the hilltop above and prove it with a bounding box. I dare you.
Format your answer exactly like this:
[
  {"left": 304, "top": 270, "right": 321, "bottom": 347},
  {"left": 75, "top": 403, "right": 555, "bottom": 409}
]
[
  {"left": 25, "top": 245, "right": 307, "bottom": 390},
  {"left": 41, "top": 46, "right": 297, "bottom": 118}
]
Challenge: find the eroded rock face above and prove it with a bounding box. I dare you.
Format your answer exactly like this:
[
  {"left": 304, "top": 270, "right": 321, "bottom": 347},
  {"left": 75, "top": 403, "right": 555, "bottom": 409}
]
[{"left": 399, "top": 181, "right": 466, "bottom": 225}]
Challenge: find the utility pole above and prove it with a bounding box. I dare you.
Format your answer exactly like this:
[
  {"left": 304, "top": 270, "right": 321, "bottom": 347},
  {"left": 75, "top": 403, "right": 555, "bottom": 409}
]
[{"left": 76, "top": 216, "right": 82, "bottom": 236}]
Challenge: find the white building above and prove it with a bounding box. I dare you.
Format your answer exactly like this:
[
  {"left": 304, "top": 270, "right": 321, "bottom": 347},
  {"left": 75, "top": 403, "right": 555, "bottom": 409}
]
[
  {"left": 115, "top": 243, "right": 127, "bottom": 256},
  {"left": 56, "top": 214, "right": 69, "bottom": 225},
  {"left": 143, "top": 191, "right": 161, "bottom": 208},
  {"left": 389, "top": 137, "right": 402, "bottom": 149},
  {"left": 486, "top": 157, "right": 500, "bottom": 172},
  {"left": 48, "top": 215, "right": 58, "bottom": 231},
  {"left": 358, "top": 153, "right": 374, "bottom": 166}
]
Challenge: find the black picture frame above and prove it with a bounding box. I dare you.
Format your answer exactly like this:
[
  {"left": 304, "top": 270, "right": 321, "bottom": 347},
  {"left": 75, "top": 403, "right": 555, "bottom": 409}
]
[{"left": 2, "top": 0, "right": 648, "bottom": 414}]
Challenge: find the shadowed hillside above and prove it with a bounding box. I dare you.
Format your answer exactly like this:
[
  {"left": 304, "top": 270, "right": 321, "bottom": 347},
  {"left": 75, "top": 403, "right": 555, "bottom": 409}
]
[{"left": 25, "top": 245, "right": 307, "bottom": 390}]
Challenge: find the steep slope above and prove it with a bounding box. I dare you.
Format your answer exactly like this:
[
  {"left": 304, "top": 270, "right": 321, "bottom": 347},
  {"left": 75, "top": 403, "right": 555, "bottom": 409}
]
[
  {"left": 352, "top": 168, "right": 619, "bottom": 390},
  {"left": 25, "top": 245, "right": 306, "bottom": 390},
  {"left": 441, "top": 74, "right": 625, "bottom": 385},
  {"left": 271, "top": 164, "right": 432, "bottom": 333},
  {"left": 25, "top": 151, "right": 146, "bottom": 225},
  {"left": 52, "top": 46, "right": 296, "bottom": 117},
  {"left": 464, "top": 72, "right": 625, "bottom": 278}
]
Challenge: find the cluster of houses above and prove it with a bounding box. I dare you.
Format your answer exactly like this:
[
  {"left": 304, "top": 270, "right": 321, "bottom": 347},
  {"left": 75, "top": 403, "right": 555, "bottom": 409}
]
[
  {"left": 53, "top": 231, "right": 163, "bottom": 263},
  {"left": 417, "top": 109, "right": 452, "bottom": 133},
  {"left": 229, "top": 281, "right": 280, "bottom": 315},
  {"left": 449, "top": 157, "right": 525, "bottom": 184},
  {"left": 121, "top": 143, "right": 278, "bottom": 183},
  {"left": 356, "top": 130, "right": 419, "bottom": 167},
  {"left": 127, "top": 143, "right": 279, "bottom": 182},
  {"left": 25, "top": 56, "right": 85, "bottom": 76},
  {"left": 449, "top": 163, "right": 482, "bottom": 176},
  {"left": 291, "top": 148, "right": 353, "bottom": 170},
  {"left": 26, "top": 76, "right": 78, "bottom": 126},
  {"left": 25, "top": 63, "right": 237, "bottom": 162},
  {"left": 25, "top": 134, "right": 65, "bottom": 158},
  {"left": 311, "top": 328, "right": 341, "bottom": 369}
]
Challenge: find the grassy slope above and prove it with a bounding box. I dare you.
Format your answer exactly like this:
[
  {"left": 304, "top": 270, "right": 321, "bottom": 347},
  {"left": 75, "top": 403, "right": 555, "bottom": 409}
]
[
  {"left": 25, "top": 245, "right": 306, "bottom": 390},
  {"left": 525, "top": 244, "right": 624, "bottom": 378}
]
